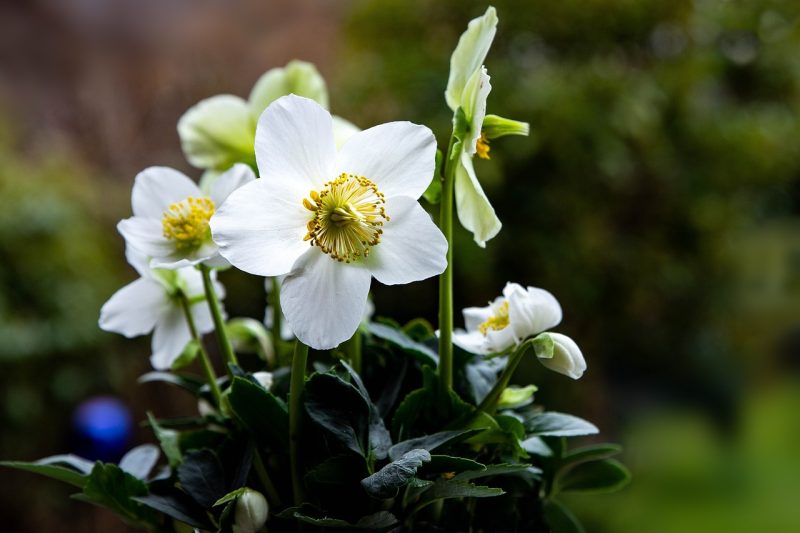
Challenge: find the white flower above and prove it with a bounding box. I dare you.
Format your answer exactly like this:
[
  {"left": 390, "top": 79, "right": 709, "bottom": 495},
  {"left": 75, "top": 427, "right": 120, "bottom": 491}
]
[
  {"left": 178, "top": 60, "right": 358, "bottom": 171},
  {"left": 98, "top": 247, "right": 224, "bottom": 370},
  {"left": 252, "top": 371, "right": 274, "bottom": 391},
  {"left": 234, "top": 488, "right": 269, "bottom": 533},
  {"left": 453, "top": 282, "right": 586, "bottom": 379},
  {"left": 211, "top": 95, "right": 447, "bottom": 350},
  {"left": 118, "top": 164, "right": 255, "bottom": 269},
  {"left": 445, "top": 7, "right": 529, "bottom": 247}
]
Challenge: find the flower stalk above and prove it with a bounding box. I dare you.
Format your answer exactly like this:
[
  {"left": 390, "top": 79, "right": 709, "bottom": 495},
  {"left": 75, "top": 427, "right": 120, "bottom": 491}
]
[
  {"left": 438, "top": 133, "right": 459, "bottom": 391},
  {"left": 289, "top": 340, "right": 309, "bottom": 506},
  {"left": 199, "top": 263, "right": 238, "bottom": 375},
  {"left": 476, "top": 341, "right": 530, "bottom": 415},
  {"left": 269, "top": 276, "right": 283, "bottom": 358},
  {"left": 342, "top": 329, "right": 363, "bottom": 375},
  {"left": 178, "top": 294, "right": 222, "bottom": 407}
]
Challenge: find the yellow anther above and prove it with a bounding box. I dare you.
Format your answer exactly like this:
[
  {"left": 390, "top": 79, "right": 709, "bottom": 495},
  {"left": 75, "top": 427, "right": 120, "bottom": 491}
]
[
  {"left": 476, "top": 132, "right": 491, "bottom": 160},
  {"left": 478, "top": 300, "right": 509, "bottom": 335},
  {"left": 162, "top": 196, "right": 215, "bottom": 251}
]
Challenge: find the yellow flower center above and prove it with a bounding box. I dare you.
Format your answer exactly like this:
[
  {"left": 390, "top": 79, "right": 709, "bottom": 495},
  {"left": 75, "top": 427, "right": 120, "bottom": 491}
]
[
  {"left": 303, "top": 173, "right": 389, "bottom": 263},
  {"left": 476, "top": 132, "right": 491, "bottom": 160},
  {"left": 478, "top": 300, "right": 509, "bottom": 335},
  {"left": 162, "top": 196, "right": 215, "bottom": 251}
]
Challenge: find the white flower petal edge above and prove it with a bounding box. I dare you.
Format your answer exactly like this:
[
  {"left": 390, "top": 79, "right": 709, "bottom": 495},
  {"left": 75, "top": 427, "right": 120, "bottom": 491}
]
[
  {"left": 210, "top": 178, "right": 311, "bottom": 276},
  {"left": 367, "top": 196, "right": 447, "bottom": 285},
  {"left": 209, "top": 163, "right": 257, "bottom": 207},
  {"left": 538, "top": 332, "right": 586, "bottom": 380},
  {"left": 505, "top": 283, "right": 562, "bottom": 338},
  {"left": 331, "top": 116, "right": 361, "bottom": 149},
  {"left": 445, "top": 6, "right": 498, "bottom": 111},
  {"left": 454, "top": 154, "right": 501, "bottom": 247},
  {"left": 280, "top": 249, "right": 372, "bottom": 350},
  {"left": 99, "top": 278, "right": 169, "bottom": 337},
  {"left": 462, "top": 66, "right": 491, "bottom": 155},
  {"left": 255, "top": 94, "right": 336, "bottom": 191},
  {"left": 336, "top": 122, "right": 436, "bottom": 200},
  {"left": 132, "top": 167, "right": 201, "bottom": 219}
]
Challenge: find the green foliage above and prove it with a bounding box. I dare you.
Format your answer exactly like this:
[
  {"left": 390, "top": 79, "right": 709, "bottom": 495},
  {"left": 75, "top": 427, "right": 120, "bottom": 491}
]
[{"left": 361, "top": 448, "right": 431, "bottom": 499}]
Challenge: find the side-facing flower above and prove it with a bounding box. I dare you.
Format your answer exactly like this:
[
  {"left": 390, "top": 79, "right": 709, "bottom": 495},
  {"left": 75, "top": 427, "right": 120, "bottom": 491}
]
[
  {"left": 178, "top": 60, "right": 358, "bottom": 172},
  {"left": 118, "top": 163, "right": 255, "bottom": 269},
  {"left": 453, "top": 282, "right": 585, "bottom": 379},
  {"left": 211, "top": 95, "right": 447, "bottom": 349},
  {"left": 445, "top": 7, "right": 529, "bottom": 247},
  {"left": 98, "top": 247, "right": 224, "bottom": 370}
]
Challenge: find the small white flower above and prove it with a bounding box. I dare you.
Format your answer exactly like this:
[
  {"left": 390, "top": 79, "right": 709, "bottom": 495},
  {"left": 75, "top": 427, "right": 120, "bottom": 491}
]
[
  {"left": 453, "top": 282, "right": 585, "bottom": 379},
  {"left": 98, "top": 247, "right": 224, "bottom": 370},
  {"left": 211, "top": 95, "right": 447, "bottom": 350},
  {"left": 252, "top": 371, "right": 274, "bottom": 391},
  {"left": 118, "top": 164, "right": 255, "bottom": 269}
]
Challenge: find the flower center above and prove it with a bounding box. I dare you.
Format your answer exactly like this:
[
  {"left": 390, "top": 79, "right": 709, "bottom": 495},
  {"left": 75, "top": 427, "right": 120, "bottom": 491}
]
[
  {"left": 476, "top": 132, "right": 491, "bottom": 160},
  {"left": 478, "top": 300, "right": 509, "bottom": 335},
  {"left": 303, "top": 173, "right": 389, "bottom": 263},
  {"left": 162, "top": 196, "right": 215, "bottom": 251}
]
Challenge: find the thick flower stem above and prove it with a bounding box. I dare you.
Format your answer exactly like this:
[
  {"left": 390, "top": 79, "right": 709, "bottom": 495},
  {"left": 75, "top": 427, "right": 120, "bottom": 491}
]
[
  {"left": 199, "top": 264, "right": 238, "bottom": 376},
  {"left": 343, "top": 328, "right": 363, "bottom": 375},
  {"left": 269, "top": 276, "right": 283, "bottom": 359},
  {"left": 289, "top": 341, "right": 309, "bottom": 506},
  {"left": 438, "top": 135, "right": 459, "bottom": 391},
  {"left": 253, "top": 449, "right": 282, "bottom": 508},
  {"left": 476, "top": 343, "right": 528, "bottom": 414},
  {"left": 178, "top": 295, "right": 223, "bottom": 408}
]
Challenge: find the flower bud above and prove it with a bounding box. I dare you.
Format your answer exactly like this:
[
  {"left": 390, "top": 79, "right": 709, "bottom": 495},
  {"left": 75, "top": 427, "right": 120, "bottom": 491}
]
[
  {"left": 535, "top": 332, "right": 586, "bottom": 380},
  {"left": 482, "top": 114, "right": 530, "bottom": 139},
  {"left": 234, "top": 488, "right": 269, "bottom": 533}
]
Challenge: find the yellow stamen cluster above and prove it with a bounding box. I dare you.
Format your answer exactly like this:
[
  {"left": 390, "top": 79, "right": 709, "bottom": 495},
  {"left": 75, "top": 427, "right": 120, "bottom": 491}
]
[
  {"left": 162, "top": 196, "right": 215, "bottom": 251},
  {"left": 303, "top": 173, "right": 389, "bottom": 263},
  {"left": 476, "top": 132, "right": 491, "bottom": 160},
  {"left": 479, "top": 300, "right": 509, "bottom": 335}
]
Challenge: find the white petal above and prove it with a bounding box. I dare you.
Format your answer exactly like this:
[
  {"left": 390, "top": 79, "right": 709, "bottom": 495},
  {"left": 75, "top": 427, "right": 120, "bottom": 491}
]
[
  {"left": 485, "top": 326, "right": 517, "bottom": 354},
  {"left": 191, "top": 298, "right": 216, "bottom": 336},
  {"left": 210, "top": 178, "right": 310, "bottom": 276},
  {"left": 125, "top": 245, "right": 152, "bottom": 279},
  {"left": 118, "top": 217, "right": 175, "bottom": 259},
  {"left": 150, "top": 307, "right": 192, "bottom": 370},
  {"left": 331, "top": 115, "right": 360, "bottom": 149},
  {"left": 463, "top": 305, "right": 492, "bottom": 331},
  {"left": 445, "top": 6, "right": 498, "bottom": 110},
  {"left": 209, "top": 163, "right": 257, "bottom": 206},
  {"left": 462, "top": 66, "right": 491, "bottom": 155},
  {"left": 255, "top": 95, "right": 336, "bottom": 191},
  {"left": 99, "top": 278, "right": 168, "bottom": 337},
  {"left": 539, "top": 332, "right": 586, "bottom": 380},
  {"left": 336, "top": 122, "right": 436, "bottom": 200},
  {"left": 280, "top": 249, "right": 372, "bottom": 350},
  {"left": 367, "top": 196, "right": 447, "bottom": 285},
  {"left": 454, "top": 154, "right": 501, "bottom": 247},
  {"left": 131, "top": 167, "right": 201, "bottom": 219},
  {"left": 507, "top": 284, "right": 562, "bottom": 338},
  {"left": 248, "top": 60, "right": 329, "bottom": 115},
  {"left": 453, "top": 329, "right": 489, "bottom": 355},
  {"left": 177, "top": 94, "right": 255, "bottom": 170}
]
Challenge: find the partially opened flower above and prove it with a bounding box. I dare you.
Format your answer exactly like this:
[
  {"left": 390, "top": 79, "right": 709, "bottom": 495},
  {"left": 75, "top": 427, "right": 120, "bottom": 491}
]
[
  {"left": 99, "top": 247, "right": 224, "bottom": 370},
  {"left": 178, "top": 60, "right": 358, "bottom": 172},
  {"left": 118, "top": 163, "right": 255, "bottom": 269},
  {"left": 211, "top": 95, "right": 447, "bottom": 349},
  {"left": 445, "top": 7, "right": 529, "bottom": 247},
  {"left": 453, "top": 282, "right": 585, "bottom": 379}
]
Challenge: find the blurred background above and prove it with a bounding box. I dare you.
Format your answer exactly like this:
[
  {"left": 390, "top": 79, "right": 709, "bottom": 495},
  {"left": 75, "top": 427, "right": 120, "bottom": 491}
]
[{"left": 1, "top": 0, "right": 799, "bottom": 531}]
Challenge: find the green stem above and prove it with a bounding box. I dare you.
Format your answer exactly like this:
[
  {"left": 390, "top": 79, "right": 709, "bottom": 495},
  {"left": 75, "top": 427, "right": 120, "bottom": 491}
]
[
  {"left": 343, "top": 328, "right": 363, "bottom": 375},
  {"left": 269, "top": 276, "right": 283, "bottom": 359},
  {"left": 438, "top": 135, "right": 459, "bottom": 391},
  {"left": 476, "top": 343, "right": 529, "bottom": 414},
  {"left": 289, "top": 341, "right": 309, "bottom": 506},
  {"left": 178, "top": 294, "right": 222, "bottom": 407},
  {"left": 253, "top": 449, "right": 282, "bottom": 508},
  {"left": 199, "top": 264, "right": 238, "bottom": 376}
]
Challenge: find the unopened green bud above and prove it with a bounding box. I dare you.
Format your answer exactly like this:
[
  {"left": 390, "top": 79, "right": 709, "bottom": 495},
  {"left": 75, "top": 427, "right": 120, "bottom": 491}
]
[
  {"left": 482, "top": 114, "right": 529, "bottom": 139},
  {"left": 234, "top": 488, "right": 269, "bottom": 533}
]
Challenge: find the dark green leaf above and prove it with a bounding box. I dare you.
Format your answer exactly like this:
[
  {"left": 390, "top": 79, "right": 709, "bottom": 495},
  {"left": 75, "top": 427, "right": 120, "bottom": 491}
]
[
  {"left": 213, "top": 487, "right": 248, "bottom": 507},
  {"left": 119, "top": 444, "right": 159, "bottom": 480},
  {"left": 361, "top": 449, "right": 431, "bottom": 499},
  {"left": 0, "top": 458, "right": 90, "bottom": 488},
  {"left": 77, "top": 463, "right": 156, "bottom": 527},
  {"left": 177, "top": 449, "right": 226, "bottom": 509},
  {"left": 423, "top": 479, "right": 504, "bottom": 500},
  {"left": 228, "top": 377, "right": 289, "bottom": 453},
  {"left": 341, "top": 362, "right": 392, "bottom": 460},
  {"left": 278, "top": 504, "right": 398, "bottom": 530},
  {"left": 388, "top": 428, "right": 483, "bottom": 460},
  {"left": 368, "top": 322, "right": 438, "bottom": 367},
  {"left": 521, "top": 436, "right": 553, "bottom": 457},
  {"left": 524, "top": 412, "right": 599, "bottom": 437},
  {"left": 36, "top": 454, "right": 94, "bottom": 474},
  {"left": 138, "top": 371, "right": 204, "bottom": 395},
  {"left": 543, "top": 499, "right": 586, "bottom": 533},
  {"left": 146, "top": 413, "right": 182, "bottom": 467},
  {"left": 465, "top": 357, "right": 505, "bottom": 404},
  {"left": 133, "top": 491, "right": 213, "bottom": 530},
  {"left": 305, "top": 455, "right": 367, "bottom": 489},
  {"left": 305, "top": 372, "right": 369, "bottom": 457},
  {"left": 557, "top": 458, "right": 631, "bottom": 493},
  {"left": 561, "top": 443, "right": 622, "bottom": 467},
  {"left": 424, "top": 455, "right": 485, "bottom": 475},
  {"left": 454, "top": 463, "right": 536, "bottom": 481}
]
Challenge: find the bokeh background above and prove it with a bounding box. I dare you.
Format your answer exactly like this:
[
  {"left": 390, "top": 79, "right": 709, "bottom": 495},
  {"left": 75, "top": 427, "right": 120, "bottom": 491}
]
[{"left": 2, "top": 0, "right": 800, "bottom": 531}]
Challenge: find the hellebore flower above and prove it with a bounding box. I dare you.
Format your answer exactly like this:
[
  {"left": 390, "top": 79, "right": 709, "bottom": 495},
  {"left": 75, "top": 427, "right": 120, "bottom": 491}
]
[
  {"left": 118, "top": 164, "right": 255, "bottom": 269},
  {"left": 98, "top": 247, "right": 224, "bottom": 370},
  {"left": 211, "top": 95, "right": 447, "bottom": 349},
  {"left": 453, "top": 282, "right": 585, "bottom": 379},
  {"left": 178, "top": 60, "right": 358, "bottom": 172},
  {"left": 445, "top": 7, "right": 529, "bottom": 247}
]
